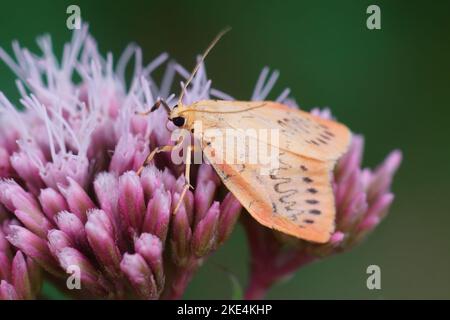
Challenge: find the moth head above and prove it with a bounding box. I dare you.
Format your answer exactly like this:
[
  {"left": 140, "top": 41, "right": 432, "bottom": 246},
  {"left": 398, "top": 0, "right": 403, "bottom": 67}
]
[{"left": 169, "top": 103, "right": 194, "bottom": 129}]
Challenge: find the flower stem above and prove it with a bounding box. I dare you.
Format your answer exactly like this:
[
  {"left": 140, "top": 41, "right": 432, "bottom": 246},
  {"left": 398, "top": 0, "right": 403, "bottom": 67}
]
[
  {"left": 163, "top": 259, "right": 199, "bottom": 299},
  {"left": 244, "top": 276, "right": 274, "bottom": 300}
]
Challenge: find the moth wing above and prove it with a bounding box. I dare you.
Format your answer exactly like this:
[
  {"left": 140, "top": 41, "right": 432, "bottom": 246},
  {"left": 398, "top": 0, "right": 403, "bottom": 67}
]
[
  {"left": 201, "top": 139, "right": 336, "bottom": 243},
  {"left": 194, "top": 100, "right": 351, "bottom": 161}
]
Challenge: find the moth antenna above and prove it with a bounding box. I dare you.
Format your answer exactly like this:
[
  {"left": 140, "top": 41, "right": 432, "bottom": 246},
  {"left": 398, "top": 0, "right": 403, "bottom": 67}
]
[
  {"left": 178, "top": 27, "right": 232, "bottom": 106},
  {"left": 179, "top": 103, "right": 266, "bottom": 115}
]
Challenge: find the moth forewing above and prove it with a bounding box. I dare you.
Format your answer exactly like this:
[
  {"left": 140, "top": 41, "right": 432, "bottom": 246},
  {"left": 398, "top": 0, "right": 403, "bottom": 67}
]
[
  {"left": 184, "top": 100, "right": 350, "bottom": 243},
  {"left": 192, "top": 100, "right": 351, "bottom": 162}
]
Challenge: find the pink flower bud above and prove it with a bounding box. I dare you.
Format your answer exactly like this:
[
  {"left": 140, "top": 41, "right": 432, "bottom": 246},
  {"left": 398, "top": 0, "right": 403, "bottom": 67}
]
[
  {"left": 171, "top": 204, "right": 192, "bottom": 266},
  {"left": 142, "top": 188, "right": 171, "bottom": 243},
  {"left": 140, "top": 166, "right": 164, "bottom": 199},
  {"left": 57, "top": 247, "right": 108, "bottom": 296},
  {"left": 54, "top": 211, "right": 89, "bottom": 250},
  {"left": 0, "top": 280, "right": 18, "bottom": 300},
  {"left": 192, "top": 201, "right": 220, "bottom": 257},
  {"left": 58, "top": 177, "right": 96, "bottom": 223},
  {"left": 134, "top": 233, "right": 164, "bottom": 291},
  {"left": 38, "top": 188, "right": 68, "bottom": 222},
  {"left": 47, "top": 229, "right": 73, "bottom": 257},
  {"left": 10, "top": 151, "right": 45, "bottom": 195},
  {"left": 120, "top": 253, "right": 157, "bottom": 299},
  {"left": 85, "top": 209, "right": 121, "bottom": 277},
  {"left": 118, "top": 172, "right": 146, "bottom": 235},
  {"left": 93, "top": 173, "right": 120, "bottom": 227},
  {"left": 194, "top": 180, "right": 217, "bottom": 224},
  {"left": 217, "top": 193, "right": 242, "bottom": 245},
  {"left": 6, "top": 225, "right": 60, "bottom": 276},
  {"left": 0, "top": 180, "right": 52, "bottom": 238},
  {"left": 11, "top": 251, "right": 33, "bottom": 299},
  {"left": 110, "top": 134, "right": 139, "bottom": 175}
]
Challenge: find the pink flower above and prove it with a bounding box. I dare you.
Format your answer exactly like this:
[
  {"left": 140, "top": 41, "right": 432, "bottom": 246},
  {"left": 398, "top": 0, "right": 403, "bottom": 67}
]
[
  {"left": 0, "top": 26, "right": 243, "bottom": 299},
  {"left": 0, "top": 217, "right": 42, "bottom": 299}
]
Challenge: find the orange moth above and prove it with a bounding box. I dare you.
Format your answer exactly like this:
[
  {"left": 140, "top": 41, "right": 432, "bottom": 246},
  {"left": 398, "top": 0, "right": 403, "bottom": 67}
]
[{"left": 138, "top": 29, "right": 351, "bottom": 243}]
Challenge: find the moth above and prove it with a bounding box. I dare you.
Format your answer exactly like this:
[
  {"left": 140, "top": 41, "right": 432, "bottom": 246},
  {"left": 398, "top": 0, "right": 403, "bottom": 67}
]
[{"left": 138, "top": 29, "right": 351, "bottom": 243}]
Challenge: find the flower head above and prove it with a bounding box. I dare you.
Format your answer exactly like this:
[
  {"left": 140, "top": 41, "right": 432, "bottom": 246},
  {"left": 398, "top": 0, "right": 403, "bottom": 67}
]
[{"left": 0, "top": 26, "right": 244, "bottom": 299}]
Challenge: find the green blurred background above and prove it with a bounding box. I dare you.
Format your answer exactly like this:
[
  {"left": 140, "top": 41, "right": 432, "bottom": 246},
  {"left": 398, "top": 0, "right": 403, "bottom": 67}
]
[{"left": 1, "top": 0, "right": 449, "bottom": 299}]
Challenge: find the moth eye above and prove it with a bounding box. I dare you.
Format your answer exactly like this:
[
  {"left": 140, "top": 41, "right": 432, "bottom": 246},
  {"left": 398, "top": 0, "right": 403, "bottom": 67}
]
[{"left": 172, "top": 116, "right": 185, "bottom": 127}]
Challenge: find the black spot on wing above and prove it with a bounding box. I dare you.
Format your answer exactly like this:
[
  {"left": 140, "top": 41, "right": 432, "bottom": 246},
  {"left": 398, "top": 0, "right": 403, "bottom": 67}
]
[
  {"left": 308, "top": 140, "right": 320, "bottom": 146},
  {"left": 303, "top": 177, "right": 313, "bottom": 183}
]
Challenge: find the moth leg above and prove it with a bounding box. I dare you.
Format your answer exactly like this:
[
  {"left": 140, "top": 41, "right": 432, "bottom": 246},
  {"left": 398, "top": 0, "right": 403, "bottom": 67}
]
[
  {"left": 137, "top": 135, "right": 184, "bottom": 176},
  {"left": 136, "top": 145, "right": 174, "bottom": 176},
  {"left": 173, "top": 144, "right": 195, "bottom": 214},
  {"left": 136, "top": 99, "right": 172, "bottom": 116}
]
